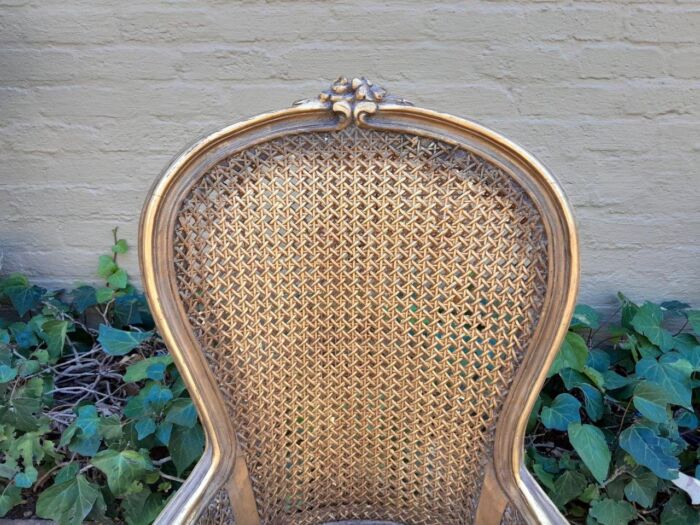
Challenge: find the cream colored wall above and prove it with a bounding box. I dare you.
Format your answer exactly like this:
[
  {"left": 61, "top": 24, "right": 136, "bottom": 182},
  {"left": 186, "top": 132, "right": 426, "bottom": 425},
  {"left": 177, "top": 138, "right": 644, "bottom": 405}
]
[{"left": 1, "top": 1, "right": 699, "bottom": 308}]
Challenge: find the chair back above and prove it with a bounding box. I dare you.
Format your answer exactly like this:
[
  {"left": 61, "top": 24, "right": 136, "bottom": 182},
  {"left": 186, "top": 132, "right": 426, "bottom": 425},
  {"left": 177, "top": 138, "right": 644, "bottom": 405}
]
[{"left": 140, "top": 77, "right": 578, "bottom": 525}]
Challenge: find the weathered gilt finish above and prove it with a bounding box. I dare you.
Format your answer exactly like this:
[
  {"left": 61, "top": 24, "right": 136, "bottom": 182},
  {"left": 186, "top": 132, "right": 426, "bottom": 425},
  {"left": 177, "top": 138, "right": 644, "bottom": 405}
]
[
  {"left": 139, "top": 77, "right": 579, "bottom": 525},
  {"left": 294, "top": 76, "right": 414, "bottom": 126}
]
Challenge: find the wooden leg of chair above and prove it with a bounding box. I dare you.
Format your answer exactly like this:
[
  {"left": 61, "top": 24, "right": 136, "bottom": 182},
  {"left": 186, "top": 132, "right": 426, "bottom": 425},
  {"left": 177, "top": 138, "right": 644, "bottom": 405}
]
[
  {"left": 228, "top": 446, "right": 261, "bottom": 525},
  {"left": 474, "top": 462, "right": 509, "bottom": 525}
]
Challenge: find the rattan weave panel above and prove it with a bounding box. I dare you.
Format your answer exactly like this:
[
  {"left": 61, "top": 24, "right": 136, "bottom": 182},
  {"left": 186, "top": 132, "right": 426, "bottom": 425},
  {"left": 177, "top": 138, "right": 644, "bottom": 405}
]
[
  {"left": 176, "top": 127, "right": 548, "bottom": 524},
  {"left": 196, "top": 497, "right": 526, "bottom": 525},
  {"left": 197, "top": 488, "right": 235, "bottom": 524},
  {"left": 500, "top": 503, "right": 527, "bottom": 525}
]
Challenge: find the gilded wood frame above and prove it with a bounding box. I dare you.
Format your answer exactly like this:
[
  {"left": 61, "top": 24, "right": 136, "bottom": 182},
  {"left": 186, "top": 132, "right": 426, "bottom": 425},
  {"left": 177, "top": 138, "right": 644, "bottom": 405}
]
[{"left": 139, "top": 78, "right": 579, "bottom": 525}]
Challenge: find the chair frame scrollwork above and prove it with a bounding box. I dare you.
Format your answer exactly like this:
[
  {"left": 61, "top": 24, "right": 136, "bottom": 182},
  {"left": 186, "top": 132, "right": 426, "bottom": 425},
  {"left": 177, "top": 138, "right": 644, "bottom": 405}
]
[{"left": 139, "top": 77, "right": 579, "bottom": 525}]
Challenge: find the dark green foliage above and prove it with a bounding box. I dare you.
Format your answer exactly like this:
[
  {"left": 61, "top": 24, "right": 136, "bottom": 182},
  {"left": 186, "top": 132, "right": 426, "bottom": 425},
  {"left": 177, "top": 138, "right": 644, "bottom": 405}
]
[
  {"left": 527, "top": 297, "right": 700, "bottom": 524},
  {"left": 0, "top": 230, "right": 203, "bottom": 524}
]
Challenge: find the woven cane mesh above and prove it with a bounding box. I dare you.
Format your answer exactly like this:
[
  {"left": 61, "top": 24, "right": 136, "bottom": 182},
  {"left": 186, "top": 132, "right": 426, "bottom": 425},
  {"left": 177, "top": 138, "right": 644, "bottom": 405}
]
[
  {"left": 198, "top": 488, "right": 235, "bottom": 524},
  {"left": 500, "top": 503, "right": 526, "bottom": 525},
  {"left": 175, "top": 127, "right": 548, "bottom": 525}
]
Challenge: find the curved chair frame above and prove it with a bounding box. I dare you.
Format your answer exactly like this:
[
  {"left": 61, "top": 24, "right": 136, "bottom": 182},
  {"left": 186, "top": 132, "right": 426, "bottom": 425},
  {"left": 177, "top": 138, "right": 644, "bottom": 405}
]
[{"left": 139, "top": 78, "right": 579, "bottom": 525}]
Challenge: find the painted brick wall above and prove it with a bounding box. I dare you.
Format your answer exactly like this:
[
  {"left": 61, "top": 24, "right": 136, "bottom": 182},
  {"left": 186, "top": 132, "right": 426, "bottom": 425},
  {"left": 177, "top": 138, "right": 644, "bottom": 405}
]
[{"left": 1, "top": 1, "right": 698, "bottom": 308}]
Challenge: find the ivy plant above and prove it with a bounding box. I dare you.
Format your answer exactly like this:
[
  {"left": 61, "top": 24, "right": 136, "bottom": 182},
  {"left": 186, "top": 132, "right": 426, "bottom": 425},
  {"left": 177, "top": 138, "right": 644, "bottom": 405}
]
[
  {"left": 0, "top": 230, "right": 204, "bottom": 524},
  {"left": 527, "top": 296, "right": 700, "bottom": 524}
]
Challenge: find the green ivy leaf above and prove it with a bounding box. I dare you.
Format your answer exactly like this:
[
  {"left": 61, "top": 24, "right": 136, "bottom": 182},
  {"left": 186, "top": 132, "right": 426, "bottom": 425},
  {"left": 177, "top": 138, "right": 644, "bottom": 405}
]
[
  {"left": 112, "top": 239, "right": 129, "bottom": 254},
  {"left": 164, "top": 398, "right": 198, "bottom": 428},
  {"left": 124, "top": 382, "right": 173, "bottom": 419},
  {"left": 10, "top": 322, "right": 38, "bottom": 349},
  {"left": 75, "top": 405, "right": 99, "bottom": 437},
  {"left": 582, "top": 365, "right": 605, "bottom": 390},
  {"left": 660, "top": 301, "right": 690, "bottom": 311},
  {"left": 170, "top": 374, "right": 187, "bottom": 398},
  {"left": 559, "top": 368, "right": 603, "bottom": 421},
  {"left": 41, "top": 319, "right": 68, "bottom": 359},
  {"left": 660, "top": 493, "right": 698, "bottom": 525},
  {"left": 91, "top": 449, "right": 153, "bottom": 497},
  {"left": 85, "top": 490, "right": 108, "bottom": 523},
  {"left": 571, "top": 305, "right": 600, "bottom": 330},
  {"left": 677, "top": 344, "right": 700, "bottom": 370},
  {"left": 32, "top": 349, "right": 49, "bottom": 365},
  {"left": 633, "top": 381, "right": 672, "bottom": 423},
  {"left": 36, "top": 474, "right": 99, "bottom": 525},
  {"left": 99, "top": 415, "right": 123, "bottom": 442},
  {"left": 135, "top": 418, "right": 156, "bottom": 440},
  {"left": 122, "top": 487, "right": 165, "bottom": 525},
  {"left": 623, "top": 470, "right": 658, "bottom": 509},
  {"left": 579, "top": 483, "right": 600, "bottom": 504},
  {"left": 636, "top": 356, "right": 693, "bottom": 409},
  {"left": 54, "top": 464, "right": 79, "bottom": 484},
  {"left": 97, "top": 255, "right": 117, "bottom": 279},
  {"left": 95, "top": 287, "right": 114, "bottom": 304},
  {"left": 17, "top": 359, "right": 40, "bottom": 377},
  {"left": 9, "top": 431, "right": 44, "bottom": 489},
  {"left": 589, "top": 498, "right": 636, "bottom": 525},
  {"left": 0, "top": 365, "right": 17, "bottom": 383},
  {"left": 672, "top": 332, "right": 698, "bottom": 352},
  {"left": 97, "top": 325, "right": 151, "bottom": 356},
  {"left": 60, "top": 406, "right": 102, "bottom": 457},
  {"left": 619, "top": 425, "right": 679, "bottom": 480},
  {"left": 618, "top": 294, "right": 641, "bottom": 321},
  {"left": 567, "top": 423, "right": 610, "bottom": 484},
  {"left": 541, "top": 393, "right": 581, "bottom": 431},
  {"left": 0, "top": 273, "right": 28, "bottom": 293},
  {"left": 676, "top": 409, "right": 698, "bottom": 429},
  {"left": 632, "top": 302, "right": 674, "bottom": 352},
  {"left": 532, "top": 462, "right": 556, "bottom": 491},
  {"left": 5, "top": 284, "right": 46, "bottom": 317},
  {"left": 0, "top": 377, "right": 44, "bottom": 431},
  {"left": 155, "top": 422, "right": 172, "bottom": 446},
  {"left": 686, "top": 310, "right": 700, "bottom": 335},
  {"left": 67, "top": 432, "right": 101, "bottom": 457},
  {"left": 114, "top": 294, "right": 147, "bottom": 327},
  {"left": 639, "top": 341, "right": 662, "bottom": 359},
  {"left": 601, "top": 369, "right": 631, "bottom": 390},
  {"left": 15, "top": 467, "right": 37, "bottom": 488},
  {"left": 169, "top": 423, "right": 204, "bottom": 475},
  {"left": 587, "top": 349, "right": 610, "bottom": 373},
  {"left": 578, "top": 385, "right": 604, "bottom": 421},
  {"left": 71, "top": 286, "right": 97, "bottom": 313},
  {"left": 552, "top": 470, "right": 587, "bottom": 507},
  {"left": 0, "top": 460, "right": 18, "bottom": 481},
  {"left": 107, "top": 268, "right": 128, "bottom": 290},
  {"left": 124, "top": 355, "right": 173, "bottom": 383},
  {"left": 0, "top": 483, "right": 23, "bottom": 517},
  {"left": 550, "top": 331, "right": 589, "bottom": 376}
]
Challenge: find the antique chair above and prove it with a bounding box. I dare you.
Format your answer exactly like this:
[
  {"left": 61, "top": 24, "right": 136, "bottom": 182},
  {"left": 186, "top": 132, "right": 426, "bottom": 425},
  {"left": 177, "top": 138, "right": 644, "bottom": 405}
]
[{"left": 139, "top": 77, "right": 579, "bottom": 525}]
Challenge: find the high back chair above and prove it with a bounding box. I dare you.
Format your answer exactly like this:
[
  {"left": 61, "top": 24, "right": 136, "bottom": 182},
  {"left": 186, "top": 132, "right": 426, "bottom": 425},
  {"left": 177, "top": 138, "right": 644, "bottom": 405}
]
[{"left": 139, "top": 77, "right": 578, "bottom": 525}]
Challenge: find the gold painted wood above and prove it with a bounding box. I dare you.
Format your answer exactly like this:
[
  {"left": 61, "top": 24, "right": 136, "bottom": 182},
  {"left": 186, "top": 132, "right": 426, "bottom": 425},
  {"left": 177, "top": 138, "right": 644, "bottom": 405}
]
[{"left": 139, "top": 77, "right": 578, "bottom": 525}]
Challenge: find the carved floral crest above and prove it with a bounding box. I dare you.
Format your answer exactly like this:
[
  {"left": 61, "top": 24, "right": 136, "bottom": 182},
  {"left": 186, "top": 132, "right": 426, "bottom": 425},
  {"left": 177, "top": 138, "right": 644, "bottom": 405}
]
[{"left": 295, "top": 76, "right": 412, "bottom": 127}]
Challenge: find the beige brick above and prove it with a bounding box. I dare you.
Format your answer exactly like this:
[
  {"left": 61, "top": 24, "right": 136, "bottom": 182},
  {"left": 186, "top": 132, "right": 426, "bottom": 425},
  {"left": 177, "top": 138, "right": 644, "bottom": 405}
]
[
  {"left": 0, "top": 5, "right": 120, "bottom": 45},
  {"left": 576, "top": 45, "right": 666, "bottom": 79},
  {"left": 668, "top": 49, "right": 700, "bottom": 79},
  {"left": 625, "top": 7, "right": 700, "bottom": 43},
  {"left": 428, "top": 6, "right": 623, "bottom": 42}
]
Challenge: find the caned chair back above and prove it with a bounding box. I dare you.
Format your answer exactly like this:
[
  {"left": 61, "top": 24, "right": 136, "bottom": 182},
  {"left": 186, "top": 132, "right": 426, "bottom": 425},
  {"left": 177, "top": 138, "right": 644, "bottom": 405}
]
[{"left": 140, "top": 78, "right": 578, "bottom": 525}]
